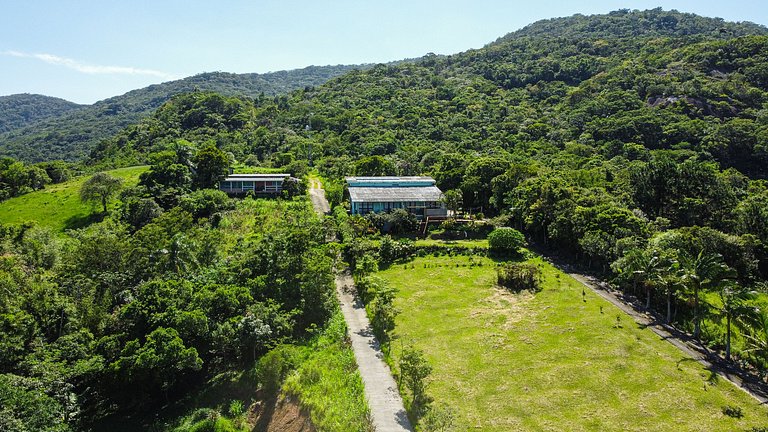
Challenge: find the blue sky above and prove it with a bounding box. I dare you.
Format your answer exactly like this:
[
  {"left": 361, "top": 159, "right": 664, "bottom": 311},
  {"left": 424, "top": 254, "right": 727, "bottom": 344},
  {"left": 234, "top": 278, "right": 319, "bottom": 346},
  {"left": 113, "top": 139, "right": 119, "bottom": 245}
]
[{"left": 1, "top": 1, "right": 766, "bottom": 104}]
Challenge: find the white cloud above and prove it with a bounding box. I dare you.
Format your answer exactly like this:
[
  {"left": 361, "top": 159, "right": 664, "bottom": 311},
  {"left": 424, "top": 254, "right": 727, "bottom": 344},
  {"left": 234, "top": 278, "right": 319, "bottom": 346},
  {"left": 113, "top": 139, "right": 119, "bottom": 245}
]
[{"left": 2, "top": 50, "right": 176, "bottom": 79}]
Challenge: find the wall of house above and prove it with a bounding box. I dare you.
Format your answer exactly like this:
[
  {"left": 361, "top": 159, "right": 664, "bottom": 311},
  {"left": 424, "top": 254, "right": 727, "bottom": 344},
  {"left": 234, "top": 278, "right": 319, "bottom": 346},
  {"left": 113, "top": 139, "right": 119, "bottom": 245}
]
[
  {"left": 220, "top": 180, "right": 283, "bottom": 194},
  {"left": 350, "top": 200, "right": 446, "bottom": 217}
]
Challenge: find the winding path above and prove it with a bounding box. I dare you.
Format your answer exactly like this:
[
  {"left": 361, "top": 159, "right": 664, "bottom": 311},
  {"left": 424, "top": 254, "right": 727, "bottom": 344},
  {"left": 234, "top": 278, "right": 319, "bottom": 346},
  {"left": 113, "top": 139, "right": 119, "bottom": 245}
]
[{"left": 309, "top": 180, "right": 413, "bottom": 432}]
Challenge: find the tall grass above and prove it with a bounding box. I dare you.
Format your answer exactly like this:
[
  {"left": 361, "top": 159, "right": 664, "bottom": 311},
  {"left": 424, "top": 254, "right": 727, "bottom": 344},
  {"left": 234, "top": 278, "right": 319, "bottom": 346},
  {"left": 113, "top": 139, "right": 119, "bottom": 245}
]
[{"left": 284, "top": 311, "right": 373, "bottom": 432}]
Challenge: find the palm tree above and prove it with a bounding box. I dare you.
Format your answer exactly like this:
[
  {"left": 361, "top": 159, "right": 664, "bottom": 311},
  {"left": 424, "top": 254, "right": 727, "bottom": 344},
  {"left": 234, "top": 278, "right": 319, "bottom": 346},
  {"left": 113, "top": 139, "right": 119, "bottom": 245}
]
[
  {"left": 168, "top": 233, "right": 198, "bottom": 274},
  {"left": 743, "top": 309, "right": 768, "bottom": 371},
  {"left": 652, "top": 255, "right": 680, "bottom": 324},
  {"left": 714, "top": 282, "right": 755, "bottom": 360},
  {"left": 679, "top": 251, "right": 735, "bottom": 339},
  {"left": 612, "top": 248, "right": 664, "bottom": 309}
]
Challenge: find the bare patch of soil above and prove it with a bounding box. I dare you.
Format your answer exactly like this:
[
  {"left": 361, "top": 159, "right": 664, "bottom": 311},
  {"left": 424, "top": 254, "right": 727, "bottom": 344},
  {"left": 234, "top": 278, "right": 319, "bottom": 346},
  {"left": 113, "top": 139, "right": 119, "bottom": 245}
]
[
  {"left": 470, "top": 286, "right": 535, "bottom": 330},
  {"left": 250, "top": 396, "right": 316, "bottom": 432}
]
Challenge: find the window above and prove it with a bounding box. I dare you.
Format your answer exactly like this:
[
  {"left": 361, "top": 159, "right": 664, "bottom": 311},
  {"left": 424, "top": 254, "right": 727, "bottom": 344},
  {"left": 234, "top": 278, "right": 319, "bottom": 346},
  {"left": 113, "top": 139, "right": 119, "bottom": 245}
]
[{"left": 360, "top": 202, "right": 374, "bottom": 214}]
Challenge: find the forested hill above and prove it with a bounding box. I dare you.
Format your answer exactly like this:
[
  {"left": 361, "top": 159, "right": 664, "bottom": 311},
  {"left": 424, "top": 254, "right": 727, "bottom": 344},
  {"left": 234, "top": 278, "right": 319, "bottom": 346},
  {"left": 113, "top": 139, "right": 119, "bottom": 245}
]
[
  {"left": 0, "top": 93, "right": 82, "bottom": 133},
  {"left": 499, "top": 8, "right": 766, "bottom": 40},
  {"left": 0, "top": 64, "right": 366, "bottom": 162},
  {"left": 93, "top": 9, "right": 768, "bottom": 275},
  {"left": 96, "top": 9, "right": 768, "bottom": 176}
]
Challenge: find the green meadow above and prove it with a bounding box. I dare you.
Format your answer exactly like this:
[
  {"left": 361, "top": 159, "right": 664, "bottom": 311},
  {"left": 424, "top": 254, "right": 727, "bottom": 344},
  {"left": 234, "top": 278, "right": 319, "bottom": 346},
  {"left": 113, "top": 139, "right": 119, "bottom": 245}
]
[
  {"left": 0, "top": 166, "right": 147, "bottom": 232},
  {"left": 379, "top": 254, "right": 768, "bottom": 431}
]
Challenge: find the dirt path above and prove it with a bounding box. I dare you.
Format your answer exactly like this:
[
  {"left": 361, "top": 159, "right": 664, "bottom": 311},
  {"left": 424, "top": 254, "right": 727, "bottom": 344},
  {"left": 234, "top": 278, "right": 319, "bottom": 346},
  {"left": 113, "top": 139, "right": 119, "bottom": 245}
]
[
  {"left": 309, "top": 180, "right": 413, "bottom": 432},
  {"left": 568, "top": 272, "right": 768, "bottom": 404},
  {"left": 308, "top": 179, "right": 330, "bottom": 215}
]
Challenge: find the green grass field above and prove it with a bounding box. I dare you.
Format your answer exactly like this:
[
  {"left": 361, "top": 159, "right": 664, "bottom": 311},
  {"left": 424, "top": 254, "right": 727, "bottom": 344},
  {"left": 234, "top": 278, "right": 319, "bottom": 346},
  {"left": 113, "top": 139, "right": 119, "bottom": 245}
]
[
  {"left": 0, "top": 166, "right": 147, "bottom": 232},
  {"left": 379, "top": 254, "right": 768, "bottom": 431}
]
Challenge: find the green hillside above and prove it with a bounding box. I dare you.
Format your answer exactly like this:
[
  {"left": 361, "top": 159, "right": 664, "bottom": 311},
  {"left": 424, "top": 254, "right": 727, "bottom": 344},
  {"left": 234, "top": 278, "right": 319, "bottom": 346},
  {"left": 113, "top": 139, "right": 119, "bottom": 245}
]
[
  {"left": 0, "top": 65, "right": 368, "bottom": 162},
  {"left": 4, "top": 8, "right": 768, "bottom": 432},
  {"left": 83, "top": 6, "right": 768, "bottom": 390},
  {"left": 0, "top": 165, "right": 147, "bottom": 232},
  {"left": 0, "top": 93, "right": 83, "bottom": 133}
]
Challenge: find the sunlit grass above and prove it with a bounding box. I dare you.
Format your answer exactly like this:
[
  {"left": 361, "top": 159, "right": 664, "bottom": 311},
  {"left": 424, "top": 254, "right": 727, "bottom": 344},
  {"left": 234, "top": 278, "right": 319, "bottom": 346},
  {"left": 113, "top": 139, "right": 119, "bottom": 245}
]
[
  {"left": 0, "top": 165, "right": 148, "bottom": 232},
  {"left": 380, "top": 253, "right": 768, "bottom": 431},
  {"left": 284, "top": 311, "right": 373, "bottom": 432}
]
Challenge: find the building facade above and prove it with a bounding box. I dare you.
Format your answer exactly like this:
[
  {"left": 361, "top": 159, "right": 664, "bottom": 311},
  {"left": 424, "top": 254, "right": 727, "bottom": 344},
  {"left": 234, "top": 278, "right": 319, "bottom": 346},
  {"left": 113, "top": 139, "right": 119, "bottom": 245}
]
[
  {"left": 219, "top": 173, "right": 291, "bottom": 195},
  {"left": 346, "top": 176, "right": 447, "bottom": 218}
]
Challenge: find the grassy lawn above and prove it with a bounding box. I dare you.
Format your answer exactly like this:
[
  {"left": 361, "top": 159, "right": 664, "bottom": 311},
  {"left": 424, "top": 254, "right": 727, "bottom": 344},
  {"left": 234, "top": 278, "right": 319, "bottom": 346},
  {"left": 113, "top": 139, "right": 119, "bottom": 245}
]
[
  {"left": 0, "top": 166, "right": 147, "bottom": 232},
  {"left": 379, "top": 254, "right": 768, "bottom": 431}
]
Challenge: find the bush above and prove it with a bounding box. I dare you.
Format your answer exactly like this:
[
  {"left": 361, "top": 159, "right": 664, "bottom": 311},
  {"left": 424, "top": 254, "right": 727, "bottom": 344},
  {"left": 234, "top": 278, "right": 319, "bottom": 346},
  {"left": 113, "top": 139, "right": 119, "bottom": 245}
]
[
  {"left": 180, "top": 189, "right": 234, "bottom": 219},
  {"left": 497, "top": 263, "right": 542, "bottom": 292},
  {"left": 379, "top": 235, "right": 415, "bottom": 264},
  {"left": 721, "top": 405, "right": 743, "bottom": 418},
  {"left": 256, "top": 345, "right": 303, "bottom": 395},
  {"left": 366, "top": 209, "right": 418, "bottom": 234},
  {"left": 488, "top": 227, "right": 526, "bottom": 255}
]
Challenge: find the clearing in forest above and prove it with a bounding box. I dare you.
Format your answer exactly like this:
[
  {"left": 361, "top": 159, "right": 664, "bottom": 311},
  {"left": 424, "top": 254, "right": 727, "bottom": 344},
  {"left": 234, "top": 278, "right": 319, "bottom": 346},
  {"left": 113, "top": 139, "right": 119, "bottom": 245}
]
[
  {"left": 0, "top": 165, "right": 148, "bottom": 232},
  {"left": 379, "top": 254, "right": 768, "bottom": 431}
]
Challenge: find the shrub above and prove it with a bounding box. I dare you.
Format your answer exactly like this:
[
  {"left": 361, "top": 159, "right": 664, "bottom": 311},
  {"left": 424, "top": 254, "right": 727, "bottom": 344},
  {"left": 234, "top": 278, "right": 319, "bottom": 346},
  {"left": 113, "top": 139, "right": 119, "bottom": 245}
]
[
  {"left": 497, "top": 263, "right": 542, "bottom": 292},
  {"left": 399, "top": 346, "right": 433, "bottom": 418},
  {"left": 180, "top": 189, "right": 234, "bottom": 219},
  {"left": 379, "top": 235, "right": 415, "bottom": 264},
  {"left": 362, "top": 277, "right": 399, "bottom": 342},
  {"left": 366, "top": 209, "right": 418, "bottom": 234},
  {"left": 256, "top": 345, "right": 302, "bottom": 395},
  {"left": 488, "top": 227, "right": 526, "bottom": 255},
  {"left": 721, "top": 405, "right": 743, "bottom": 418}
]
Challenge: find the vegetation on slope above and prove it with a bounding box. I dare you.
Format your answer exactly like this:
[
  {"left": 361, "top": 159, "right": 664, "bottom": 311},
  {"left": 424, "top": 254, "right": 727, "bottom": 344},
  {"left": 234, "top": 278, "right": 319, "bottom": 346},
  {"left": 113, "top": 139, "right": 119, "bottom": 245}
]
[
  {"left": 4, "top": 7, "right": 768, "bottom": 431},
  {"left": 0, "top": 165, "right": 146, "bottom": 232},
  {"left": 0, "top": 140, "right": 367, "bottom": 430},
  {"left": 0, "top": 93, "right": 82, "bottom": 133},
  {"left": 0, "top": 65, "right": 368, "bottom": 162},
  {"left": 79, "top": 8, "right": 768, "bottom": 375}
]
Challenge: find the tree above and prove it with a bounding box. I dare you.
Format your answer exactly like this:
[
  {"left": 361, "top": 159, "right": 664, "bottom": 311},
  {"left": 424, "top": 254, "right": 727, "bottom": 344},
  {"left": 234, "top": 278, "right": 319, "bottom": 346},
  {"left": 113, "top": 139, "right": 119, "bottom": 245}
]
[
  {"left": 441, "top": 189, "right": 463, "bottom": 215},
  {"left": 744, "top": 308, "right": 768, "bottom": 371},
  {"left": 680, "top": 251, "right": 735, "bottom": 339},
  {"left": 655, "top": 256, "right": 681, "bottom": 324},
  {"left": 115, "top": 327, "right": 202, "bottom": 396},
  {"left": 80, "top": 172, "right": 123, "bottom": 213},
  {"left": 460, "top": 157, "right": 510, "bottom": 212},
  {"left": 120, "top": 196, "right": 163, "bottom": 230},
  {"left": 194, "top": 142, "right": 229, "bottom": 189},
  {"left": 488, "top": 227, "right": 526, "bottom": 255},
  {"left": 612, "top": 248, "right": 665, "bottom": 309},
  {"left": 399, "top": 346, "right": 432, "bottom": 417},
  {"left": 714, "top": 282, "right": 754, "bottom": 360},
  {"left": 354, "top": 155, "right": 397, "bottom": 176}
]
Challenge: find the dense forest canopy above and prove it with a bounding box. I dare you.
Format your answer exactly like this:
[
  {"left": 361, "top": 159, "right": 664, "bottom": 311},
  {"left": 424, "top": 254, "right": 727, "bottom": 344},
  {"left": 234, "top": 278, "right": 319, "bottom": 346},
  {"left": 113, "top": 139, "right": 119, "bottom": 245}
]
[
  {"left": 0, "top": 94, "right": 82, "bottom": 133},
  {"left": 0, "top": 65, "right": 369, "bottom": 162}
]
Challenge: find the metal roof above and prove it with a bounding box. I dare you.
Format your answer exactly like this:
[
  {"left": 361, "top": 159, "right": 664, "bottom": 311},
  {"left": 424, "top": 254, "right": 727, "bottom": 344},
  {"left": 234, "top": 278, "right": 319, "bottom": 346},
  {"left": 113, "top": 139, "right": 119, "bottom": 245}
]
[
  {"left": 345, "top": 176, "right": 435, "bottom": 182},
  {"left": 348, "top": 186, "right": 443, "bottom": 203},
  {"left": 223, "top": 174, "right": 290, "bottom": 182}
]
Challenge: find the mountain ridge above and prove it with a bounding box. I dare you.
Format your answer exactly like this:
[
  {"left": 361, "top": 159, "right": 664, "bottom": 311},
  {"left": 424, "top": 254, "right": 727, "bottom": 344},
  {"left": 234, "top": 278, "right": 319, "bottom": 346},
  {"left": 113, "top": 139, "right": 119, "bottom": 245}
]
[
  {"left": 0, "top": 93, "right": 83, "bottom": 134},
  {"left": 0, "top": 65, "right": 370, "bottom": 162}
]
